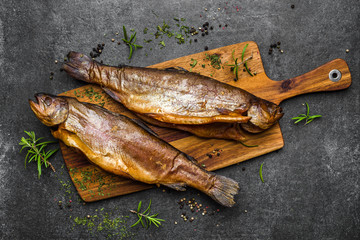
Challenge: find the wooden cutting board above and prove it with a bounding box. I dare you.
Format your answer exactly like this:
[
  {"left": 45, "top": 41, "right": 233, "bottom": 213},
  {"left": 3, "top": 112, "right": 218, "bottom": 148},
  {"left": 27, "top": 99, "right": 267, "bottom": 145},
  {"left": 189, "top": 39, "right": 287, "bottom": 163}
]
[{"left": 59, "top": 41, "right": 351, "bottom": 202}]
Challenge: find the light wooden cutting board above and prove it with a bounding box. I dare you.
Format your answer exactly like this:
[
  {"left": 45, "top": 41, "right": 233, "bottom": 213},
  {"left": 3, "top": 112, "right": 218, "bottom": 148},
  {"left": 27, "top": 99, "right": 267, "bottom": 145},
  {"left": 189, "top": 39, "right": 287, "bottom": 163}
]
[{"left": 59, "top": 41, "right": 351, "bottom": 202}]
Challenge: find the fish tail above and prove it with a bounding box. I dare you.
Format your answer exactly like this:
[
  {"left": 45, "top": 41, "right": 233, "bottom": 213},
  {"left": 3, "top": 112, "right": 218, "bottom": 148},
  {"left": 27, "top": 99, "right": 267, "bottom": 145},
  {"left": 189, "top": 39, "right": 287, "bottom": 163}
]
[
  {"left": 62, "top": 52, "right": 94, "bottom": 83},
  {"left": 207, "top": 174, "right": 239, "bottom": 207}
]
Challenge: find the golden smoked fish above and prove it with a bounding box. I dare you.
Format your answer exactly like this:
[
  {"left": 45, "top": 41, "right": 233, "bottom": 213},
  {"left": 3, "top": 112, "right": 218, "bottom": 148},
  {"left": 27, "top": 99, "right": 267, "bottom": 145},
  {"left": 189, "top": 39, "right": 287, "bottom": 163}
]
[
  {"left": 29, "top": 93, "right": 239, "bottom": 207},
  {"left": 62, "top": 52, "right": 284, "bottom": 135}
]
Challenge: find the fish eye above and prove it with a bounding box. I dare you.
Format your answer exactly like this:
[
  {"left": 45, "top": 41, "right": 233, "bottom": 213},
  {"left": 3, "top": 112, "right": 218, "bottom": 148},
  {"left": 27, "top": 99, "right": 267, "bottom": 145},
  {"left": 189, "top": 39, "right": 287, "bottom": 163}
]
[{"left": 44, "top": 97, "right": 52, "bottom": 106}]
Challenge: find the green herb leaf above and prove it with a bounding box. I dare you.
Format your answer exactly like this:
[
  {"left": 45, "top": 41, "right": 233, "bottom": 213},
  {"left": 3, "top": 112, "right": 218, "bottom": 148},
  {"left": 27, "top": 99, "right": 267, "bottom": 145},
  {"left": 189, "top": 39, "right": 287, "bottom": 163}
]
[
  {"left": 19, "top": 131, "right": 58, "bottom": 178},
  {"left": 143, "top": 27, "right": 148, "bottom": 34},
  {"left": 244, "top": 62, "right": 253, "bottom": 76},
  {"left": 130, "top": 200, "right": 164, "bottom": 229},
  {"left": 190, "top": 58, "right": 197, "bottom": 68},
  {"left": 292, "top": 102, "right": 322, "bottom": 125},
  {"left": 259, "top": 162, "right": 264, "bottom": 183},
  {"left": 242, "top": 43, "right": 248, "bottom": 61},
  {"left": 239, "top": 141, "right": 258, "bottom": 148},
  {"left": 159, "top": 41, "right": 165, "bottom": 48},
  {"left": 122, "top": 26, "right": 143, "bottom": 60},
  {"left": 123, "top": 25, "right": 128, "bottom": 40}
]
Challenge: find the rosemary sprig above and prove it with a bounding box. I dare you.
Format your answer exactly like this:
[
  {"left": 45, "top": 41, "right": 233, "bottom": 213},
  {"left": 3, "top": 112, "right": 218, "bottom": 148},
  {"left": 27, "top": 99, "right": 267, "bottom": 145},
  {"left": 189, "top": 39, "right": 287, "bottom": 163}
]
[
  {"left": 122, "top": 26, "right": 143, "bottom": 60},
  {"left": 241, "top": 44, "right": 253, "bottom": 76},
  {"left": 130, "top": 200, "right": 165, "bottom": 228},
  {"left": 259, "top": 162, "right": 264, "bottom": 183},
  {"left": 227, "top": 50, "right": 240, "bottom": 81},
  {"left": 19, "top": 131, "right": 58, "bottom": 178},
  {"left": 292, "top": 102, "right": 322, "bottom": 125}
]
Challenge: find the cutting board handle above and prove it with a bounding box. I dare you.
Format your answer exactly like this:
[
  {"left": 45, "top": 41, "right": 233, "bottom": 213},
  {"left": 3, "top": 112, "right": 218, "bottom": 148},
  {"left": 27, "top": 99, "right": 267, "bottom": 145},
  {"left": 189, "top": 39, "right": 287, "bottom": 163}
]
[{"left": 273, "top": 58, "right": 351, "bottom": 104}]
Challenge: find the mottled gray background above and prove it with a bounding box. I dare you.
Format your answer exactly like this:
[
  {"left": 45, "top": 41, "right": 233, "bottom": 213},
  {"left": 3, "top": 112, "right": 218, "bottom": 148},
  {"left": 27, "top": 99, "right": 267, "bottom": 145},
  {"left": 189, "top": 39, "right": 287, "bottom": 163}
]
[{"left": 0, "top": 0, "right": 359, "bottom": 239}]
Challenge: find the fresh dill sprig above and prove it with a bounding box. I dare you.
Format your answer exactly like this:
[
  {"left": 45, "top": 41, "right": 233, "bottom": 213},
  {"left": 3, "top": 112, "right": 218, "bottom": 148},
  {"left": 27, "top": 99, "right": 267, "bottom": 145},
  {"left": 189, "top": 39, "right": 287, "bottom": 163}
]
[
  {"left": 19, "top": 131, "right": 58, "bottom": 178},
  {"left": 292, "top": 102, "right": 322, "bottom": 125},
  {"left": 122, "top": 26, "right": 143, "bottom": 60},
  {"left": 130, "top": 200, "right": 165, "bottom": 228}
]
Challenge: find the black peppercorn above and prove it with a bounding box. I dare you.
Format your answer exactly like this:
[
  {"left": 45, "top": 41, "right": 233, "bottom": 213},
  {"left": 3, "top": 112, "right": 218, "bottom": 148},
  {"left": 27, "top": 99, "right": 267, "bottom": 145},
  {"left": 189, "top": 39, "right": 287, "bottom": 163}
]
[
  {"left": 194, "top": 39, "right": 197, "bottom": 42},
  {"left": 291, "top": 4, "right": 295, "bottom": 8},
  {"left": 204, "top": 46, "right": 208, "bottom": 50},
  {"left": 202, "top": 33, "right": 205, "bottom": 36},
  {"left": 210, "top": 26, "right": 213, "bottom": 30}
]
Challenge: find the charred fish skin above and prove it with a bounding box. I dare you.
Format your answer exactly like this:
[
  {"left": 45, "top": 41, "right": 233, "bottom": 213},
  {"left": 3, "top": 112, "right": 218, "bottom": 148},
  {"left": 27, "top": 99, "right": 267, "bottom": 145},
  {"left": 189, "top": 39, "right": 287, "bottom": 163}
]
[
  {"left": 29, "top": 94, "right": 240, "bottom": 207},
  {"left": 62, "top": 52, "right": 283, "bottom": 132}
]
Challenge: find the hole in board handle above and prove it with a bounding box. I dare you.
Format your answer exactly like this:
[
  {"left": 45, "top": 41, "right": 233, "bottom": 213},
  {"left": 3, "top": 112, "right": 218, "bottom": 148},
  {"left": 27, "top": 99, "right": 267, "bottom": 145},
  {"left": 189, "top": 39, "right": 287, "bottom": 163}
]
[{"left": 329, "top": 69, "right": 341, "bottom": 82}]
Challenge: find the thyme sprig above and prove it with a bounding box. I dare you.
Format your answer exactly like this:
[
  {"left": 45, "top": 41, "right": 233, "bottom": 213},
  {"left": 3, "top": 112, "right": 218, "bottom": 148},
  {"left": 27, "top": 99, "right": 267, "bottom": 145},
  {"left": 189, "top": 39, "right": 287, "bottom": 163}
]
[
  {"left": 19, "top": 131, "right": 58, "bottom": 178},
  {"left": 130, "top": 200, "right": 165, "bottom": 228},
  {"left": 122, "top": 26, "right": 143, "bottom": 60},
  {"left": 292, "top": 102, "right": 322, "bottom": 125}
]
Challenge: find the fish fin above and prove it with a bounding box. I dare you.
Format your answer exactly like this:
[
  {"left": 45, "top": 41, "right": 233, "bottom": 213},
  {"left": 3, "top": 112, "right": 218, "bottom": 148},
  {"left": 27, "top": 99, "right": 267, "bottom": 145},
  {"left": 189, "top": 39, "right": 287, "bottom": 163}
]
[
  {"left": 183, "top": 153, "right": 199, "bottom": 166},
  {"left": 216, "top": 108, "right": 232, "bottom": 115},
  {"left": 208, "top": 174, "right": 239, "bottom": 207},
  {"left": 163, "top": 183, "right": 187, "bottom": 191},
  {"left": 217, "top": 107, "right": 248, "bottom": 115},
  {"left": 62, "top": 52, "right": 93, "bottom": 82},
  {"left": 145, "top": 113, "right": 251, "bottom": 125},
  {"left": 131, "top": 118, "right": 159, "bottom": 137},
  {"left": 103, "top": 87, "right": 123, "bottom": 103}
]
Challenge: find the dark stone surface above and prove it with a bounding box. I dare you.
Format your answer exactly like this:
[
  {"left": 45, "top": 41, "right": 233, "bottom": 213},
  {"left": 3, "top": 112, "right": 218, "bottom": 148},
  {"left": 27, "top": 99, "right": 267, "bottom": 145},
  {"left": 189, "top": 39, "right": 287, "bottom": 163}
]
[{"left": 0, "top": 1, "right": 359, "bottom": 239}]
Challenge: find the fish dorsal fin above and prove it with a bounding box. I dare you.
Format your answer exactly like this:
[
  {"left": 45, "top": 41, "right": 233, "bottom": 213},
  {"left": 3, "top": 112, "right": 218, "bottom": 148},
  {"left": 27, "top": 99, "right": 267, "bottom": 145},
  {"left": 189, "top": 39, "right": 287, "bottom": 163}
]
[{"left": 131, "top": 118, "right": 159, "bottom": 137}]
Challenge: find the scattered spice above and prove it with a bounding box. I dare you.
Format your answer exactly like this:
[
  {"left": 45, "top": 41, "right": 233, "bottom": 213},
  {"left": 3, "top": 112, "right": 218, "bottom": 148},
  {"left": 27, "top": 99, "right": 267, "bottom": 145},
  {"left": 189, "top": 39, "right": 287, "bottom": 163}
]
[
  {"left": 291, "top": 4, "right": 295, "bottom": 8},
  {"left": 72, "top": 209, "right": 132, "bottom": 238},
  {"left": 206, "top": 148, "right": 223, "bottom": 158},
  {"left": 346, "top": 49, "right": 349, "bottom": 53}
]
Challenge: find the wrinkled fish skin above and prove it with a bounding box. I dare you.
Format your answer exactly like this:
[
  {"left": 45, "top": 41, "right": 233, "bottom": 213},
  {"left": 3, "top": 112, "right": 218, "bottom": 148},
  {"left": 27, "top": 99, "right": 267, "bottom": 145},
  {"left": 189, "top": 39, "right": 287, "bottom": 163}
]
[
  {"left": 29, "top": 93, "right": 239, "bottom": 207},
  {"left": 63, "top": 52, "right": 283, "bottom": 133}
]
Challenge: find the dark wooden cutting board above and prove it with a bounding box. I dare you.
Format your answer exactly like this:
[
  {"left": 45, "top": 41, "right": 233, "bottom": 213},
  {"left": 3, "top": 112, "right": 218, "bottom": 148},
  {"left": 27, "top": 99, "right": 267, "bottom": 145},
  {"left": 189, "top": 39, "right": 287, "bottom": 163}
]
[{"left": 58, "top": 41, "right": 351, "bottom": 202}]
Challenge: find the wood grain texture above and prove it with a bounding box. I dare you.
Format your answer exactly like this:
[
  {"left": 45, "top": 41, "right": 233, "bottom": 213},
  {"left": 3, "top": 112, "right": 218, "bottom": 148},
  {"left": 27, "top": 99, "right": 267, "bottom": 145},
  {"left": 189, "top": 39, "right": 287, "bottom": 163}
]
[{"left": 58, "top": 41, "right": 351, "bottom": 202}]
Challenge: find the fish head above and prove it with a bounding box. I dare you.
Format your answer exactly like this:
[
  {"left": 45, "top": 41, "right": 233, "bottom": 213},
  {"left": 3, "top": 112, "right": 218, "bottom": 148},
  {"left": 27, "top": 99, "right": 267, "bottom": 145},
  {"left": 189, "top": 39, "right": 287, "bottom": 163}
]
[
  {"left": 29, "top": 93, "right": 69, "bottom": 126},
  {"left": 242, "top": 100, "right": 284, "bottom": 132}
]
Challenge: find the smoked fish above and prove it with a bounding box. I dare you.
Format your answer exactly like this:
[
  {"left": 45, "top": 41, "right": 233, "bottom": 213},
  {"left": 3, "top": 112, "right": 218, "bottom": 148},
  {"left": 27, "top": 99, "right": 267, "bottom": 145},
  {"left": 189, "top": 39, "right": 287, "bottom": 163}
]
[
  {"left": 62, "top": 52, "right": 283, "bottom": 136},
  {"left": 29, "top": 93, "right": 239, "bottom": 207}
]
